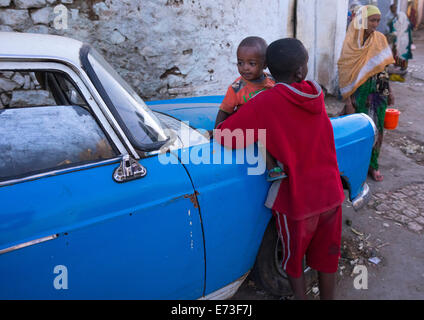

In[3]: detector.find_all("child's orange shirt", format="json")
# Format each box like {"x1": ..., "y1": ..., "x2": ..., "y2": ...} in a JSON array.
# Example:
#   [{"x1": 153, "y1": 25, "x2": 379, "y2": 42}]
[{"x1": 220, "y1": 73, "x2": 275, "y2": 114}]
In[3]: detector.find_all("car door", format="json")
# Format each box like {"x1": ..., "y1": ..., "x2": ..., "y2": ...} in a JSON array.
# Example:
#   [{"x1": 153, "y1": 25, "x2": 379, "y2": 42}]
[
  {"x1": 171, "y1": 140, "x2": 272, "y2": 296},
  {"x1": 0, "y1": 64, "x2": 205, "y2": 299}
]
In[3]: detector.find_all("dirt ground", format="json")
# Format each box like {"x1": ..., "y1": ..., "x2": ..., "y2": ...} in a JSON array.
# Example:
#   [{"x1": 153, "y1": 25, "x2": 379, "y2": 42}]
[{"x1": 232, "y1": 28, "x2": 424, "y2": 300}]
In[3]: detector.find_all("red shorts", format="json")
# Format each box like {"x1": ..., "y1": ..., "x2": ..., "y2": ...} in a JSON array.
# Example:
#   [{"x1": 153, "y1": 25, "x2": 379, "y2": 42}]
[{"x1": 273, "y1": 206, "x2": 342, "y2": 278}]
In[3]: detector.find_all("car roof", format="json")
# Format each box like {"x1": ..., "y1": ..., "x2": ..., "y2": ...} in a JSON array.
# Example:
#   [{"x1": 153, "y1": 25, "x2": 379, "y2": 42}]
[{"x1": 0, "y1": 32, "x2": 83, "y2": 67}]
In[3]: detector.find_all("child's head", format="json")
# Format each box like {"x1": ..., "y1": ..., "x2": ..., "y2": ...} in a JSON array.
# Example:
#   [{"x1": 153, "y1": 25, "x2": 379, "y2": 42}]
[
  {"x1": 236, "y1": 36, "x2": 268, "y2": 81},
  {"x1": 266, "y1": 38, "x2": 309, "y2": 83}
]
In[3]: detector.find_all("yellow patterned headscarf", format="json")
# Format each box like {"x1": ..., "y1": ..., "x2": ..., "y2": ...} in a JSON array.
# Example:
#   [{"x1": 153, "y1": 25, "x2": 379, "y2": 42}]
[
  {"x1": 337, "y1": 6, "x2": 394, "y2": 99},
  {"x1": 366, "y1": 5, "x2": 381, "y2": 17}
]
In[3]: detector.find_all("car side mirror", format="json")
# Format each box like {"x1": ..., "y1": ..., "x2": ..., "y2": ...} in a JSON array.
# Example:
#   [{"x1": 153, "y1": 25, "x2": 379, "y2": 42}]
[{"x1": 113, "y1": 155, "x2": 147, "y2": 183}]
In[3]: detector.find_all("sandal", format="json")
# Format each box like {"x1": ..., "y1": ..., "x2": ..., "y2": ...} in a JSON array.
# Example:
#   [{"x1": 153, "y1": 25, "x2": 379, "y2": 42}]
[{"x1": 267, "y1": 167, "x2": 287, "y2": 182}]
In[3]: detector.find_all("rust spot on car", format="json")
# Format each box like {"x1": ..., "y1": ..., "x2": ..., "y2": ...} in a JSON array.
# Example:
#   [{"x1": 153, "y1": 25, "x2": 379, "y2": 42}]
[
  {"x1": 166, "y1": 191, "x2": 200, "y2": 208},
  {"x1": 184, "y1": 191, "x2": 200, "y2": 209}
]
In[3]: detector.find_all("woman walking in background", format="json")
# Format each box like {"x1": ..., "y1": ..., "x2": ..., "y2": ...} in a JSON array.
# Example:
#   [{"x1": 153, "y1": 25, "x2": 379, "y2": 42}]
[
  {"x1": 338, "y1": 5, "x2": 395, "y2": 182},
  {"x1": 389, "y1": 10, "x2": 413, "y2": 75}
]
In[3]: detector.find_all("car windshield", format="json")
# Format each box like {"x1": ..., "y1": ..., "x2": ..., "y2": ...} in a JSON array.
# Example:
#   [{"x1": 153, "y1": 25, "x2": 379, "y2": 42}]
[{"x1": 85, "y1": 47, "x2": 168, "y2": 152}]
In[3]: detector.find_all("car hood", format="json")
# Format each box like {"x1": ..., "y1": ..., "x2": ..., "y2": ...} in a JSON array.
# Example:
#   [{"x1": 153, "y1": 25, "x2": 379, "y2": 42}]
[{"x1": 146, "y1": 96, "x2": 222, "y2": 131}]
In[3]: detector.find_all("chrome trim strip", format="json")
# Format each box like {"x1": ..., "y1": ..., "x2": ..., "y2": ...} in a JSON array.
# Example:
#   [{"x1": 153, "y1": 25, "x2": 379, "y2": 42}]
[
  {"x1": 352, "y1": 183, "x2": 370, "y2": 211},
  {"x1": 359, "y1": 113, "x2": 378, "y2": 147},
  {"x1": 199, "y1": 271, "x2": 249, "y2": 300},
  {"x1": 0, "y1": 234, "x2": 58, "y2": 255},
  {"x1": 0, "y1": 157, "x2": 121, "y2": 187},
  {"x1": 148, "y1": 102, "x2": 221, "y2": 110}
]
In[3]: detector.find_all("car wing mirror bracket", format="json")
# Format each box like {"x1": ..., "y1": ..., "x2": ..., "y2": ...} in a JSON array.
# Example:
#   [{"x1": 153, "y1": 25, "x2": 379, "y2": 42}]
[{"x1": 113, "y1": 154, "x2": 147, "y2": 183}]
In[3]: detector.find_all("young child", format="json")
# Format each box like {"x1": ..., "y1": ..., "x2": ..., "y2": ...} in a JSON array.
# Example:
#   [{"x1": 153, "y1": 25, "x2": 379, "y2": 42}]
[
  {"x1": 214, "y1": 36, "x2": 286, "y2": 181},
  {"x1": 215, "y1": 38, "x2": 345, "y2": 300}
]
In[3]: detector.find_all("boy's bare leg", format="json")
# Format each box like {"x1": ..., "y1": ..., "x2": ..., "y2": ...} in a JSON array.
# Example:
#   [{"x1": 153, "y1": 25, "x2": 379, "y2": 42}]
[
  {"x1": 287, "y1": 274, "x2": 308, "y2": 300},
  {"x1": 318, "y1": 272, "x2": 336, "y2": 300}
]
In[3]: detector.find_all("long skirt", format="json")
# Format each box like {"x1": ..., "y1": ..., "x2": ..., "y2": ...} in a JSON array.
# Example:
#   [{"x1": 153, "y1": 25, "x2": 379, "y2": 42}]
[{"x1": 351, "y1": 76, "x2": 389, "y2": 171}]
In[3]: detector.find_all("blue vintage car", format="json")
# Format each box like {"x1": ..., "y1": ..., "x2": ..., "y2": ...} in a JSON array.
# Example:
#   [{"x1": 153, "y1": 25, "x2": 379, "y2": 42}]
[{"x1": 0, "y1": 32, "x2": 375, "y2": 299}]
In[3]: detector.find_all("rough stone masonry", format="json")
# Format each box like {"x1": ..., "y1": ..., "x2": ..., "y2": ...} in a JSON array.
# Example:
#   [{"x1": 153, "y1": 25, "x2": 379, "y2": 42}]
[{"x1": 0, "y1": 0, "x2": 289, "y2": 101}]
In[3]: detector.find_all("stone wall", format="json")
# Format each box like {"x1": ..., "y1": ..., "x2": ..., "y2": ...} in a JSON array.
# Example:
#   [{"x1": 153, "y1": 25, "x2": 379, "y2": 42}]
[
  {"x1": 0, "y1": 0, "x2": 291, "y2": 101},
  {"x1": 0, "y1": 71, "x2": 55, "y2": 108},
  {"x1": 297, "y1": 0, "x2": 349, "y2": 95}
]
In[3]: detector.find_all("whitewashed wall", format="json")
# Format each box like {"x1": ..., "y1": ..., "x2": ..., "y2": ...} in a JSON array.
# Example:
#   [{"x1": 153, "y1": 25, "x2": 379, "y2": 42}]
[
  {"x1": 297, "y1": 0, "x2": 349, "y2": 95},
  {"x1": 0, "y1": 0, "x2": 348, "y2": 99}
]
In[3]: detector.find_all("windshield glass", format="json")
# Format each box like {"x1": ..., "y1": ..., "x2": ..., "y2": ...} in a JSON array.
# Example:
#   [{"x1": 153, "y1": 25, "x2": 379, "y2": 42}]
[{"x1": 86, "y1": 48, "x2": 168, "y2": 151}]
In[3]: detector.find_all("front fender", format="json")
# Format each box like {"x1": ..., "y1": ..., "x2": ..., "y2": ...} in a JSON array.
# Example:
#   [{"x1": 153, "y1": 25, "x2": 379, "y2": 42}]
[{"x1": 331, "y1": 113, "x2": 376, "y2": 207}]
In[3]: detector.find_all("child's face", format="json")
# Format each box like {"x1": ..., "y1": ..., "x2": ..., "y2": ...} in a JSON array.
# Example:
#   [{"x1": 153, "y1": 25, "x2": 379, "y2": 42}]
[{"x1": 236, "y1": 46, "x2": 266, "y2": 81}]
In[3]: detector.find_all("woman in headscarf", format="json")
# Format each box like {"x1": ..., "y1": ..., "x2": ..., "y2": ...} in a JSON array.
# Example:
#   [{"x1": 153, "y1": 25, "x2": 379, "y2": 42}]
[
  {"x1": 338, "y1": 5, "x2": 395, "y2": 182},
  {"x1": 389, "y1": 10, "x2": 413, "y2": 73},
  {"x1": 407, "y1": 0, "x2": 418, "y2": 30}
]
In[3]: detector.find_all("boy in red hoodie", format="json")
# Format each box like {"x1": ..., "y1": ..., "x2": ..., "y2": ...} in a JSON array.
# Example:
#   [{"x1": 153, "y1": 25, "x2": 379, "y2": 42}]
[{"x1": 215, "y1": 38, "x2": 345, "y2": 299}]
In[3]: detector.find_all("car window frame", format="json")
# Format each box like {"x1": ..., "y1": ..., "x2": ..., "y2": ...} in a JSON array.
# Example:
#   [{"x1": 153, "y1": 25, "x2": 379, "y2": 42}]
[
  {"x1": 79, "y1": 45, "x2": 170, "y2": 154},
  {"x1": 0, "y1": 61, "x2": 126, "y2": 187}
]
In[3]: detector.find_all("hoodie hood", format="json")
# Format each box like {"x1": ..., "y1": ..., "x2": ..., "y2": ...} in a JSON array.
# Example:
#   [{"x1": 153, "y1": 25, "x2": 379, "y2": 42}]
[{"x1": 274, "y1": 80, "x2": 324, "y2": 114}]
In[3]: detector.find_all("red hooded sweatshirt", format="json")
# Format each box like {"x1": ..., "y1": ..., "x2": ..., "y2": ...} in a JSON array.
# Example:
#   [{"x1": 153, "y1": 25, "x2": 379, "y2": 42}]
[{"x1": 216, "y1": 80, "x2": 345, "y2": 220}]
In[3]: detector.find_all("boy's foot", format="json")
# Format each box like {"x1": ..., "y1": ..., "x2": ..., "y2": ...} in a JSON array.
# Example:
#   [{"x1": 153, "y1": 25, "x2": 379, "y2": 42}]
[
  {"x1": 267, "y1": 167, "x2": 287, "y2": 182},
  {"x1": 369, "y1": 168, "x2": 383, "y2": 182}
]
